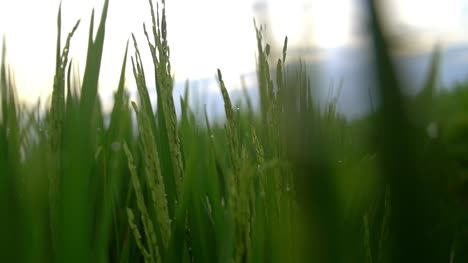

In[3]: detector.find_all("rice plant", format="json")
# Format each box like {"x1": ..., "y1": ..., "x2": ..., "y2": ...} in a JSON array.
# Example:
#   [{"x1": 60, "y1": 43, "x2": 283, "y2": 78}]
[{"x1": 1, "y1": 0, "x2": 468, "y2": 262}]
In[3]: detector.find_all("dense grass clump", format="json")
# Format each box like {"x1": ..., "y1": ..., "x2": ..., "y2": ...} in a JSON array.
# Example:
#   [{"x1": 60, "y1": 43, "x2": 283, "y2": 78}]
[{"x1": 1, "y1": 0, "x2": 468, "y2": 262}]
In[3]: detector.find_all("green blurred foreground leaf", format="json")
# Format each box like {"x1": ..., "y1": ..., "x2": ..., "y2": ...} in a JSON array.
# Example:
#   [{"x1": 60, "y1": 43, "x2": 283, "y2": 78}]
[{"x1": 0, "y1": 0, "x2": 467, "y2": 262}]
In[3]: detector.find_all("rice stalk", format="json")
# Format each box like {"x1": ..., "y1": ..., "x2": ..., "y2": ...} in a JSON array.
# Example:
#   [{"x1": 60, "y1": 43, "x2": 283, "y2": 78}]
[
  {"x1": 145, "y1": 0, "x2": 184, "y2": 199},
  {"x1": 131, "y1": 101, "x2": 171, "y2": 250},
  {"x1": 49, "y1": 4, "x2": 80, "y2": 253},
  {"x1": 123, "y1": 142, "x2": 159, "y2": 263}
]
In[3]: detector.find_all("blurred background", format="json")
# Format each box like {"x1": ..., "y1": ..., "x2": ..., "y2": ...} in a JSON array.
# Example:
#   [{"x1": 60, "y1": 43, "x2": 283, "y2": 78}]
[{"x1": 1, "y1": 0, "x2": 468, "y2": 118}]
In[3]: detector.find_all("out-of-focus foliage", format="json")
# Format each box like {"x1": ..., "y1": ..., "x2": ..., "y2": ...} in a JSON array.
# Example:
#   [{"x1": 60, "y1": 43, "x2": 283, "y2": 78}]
[{"x1": 0, "y1": 0, "x2": 467, "y2": 262}]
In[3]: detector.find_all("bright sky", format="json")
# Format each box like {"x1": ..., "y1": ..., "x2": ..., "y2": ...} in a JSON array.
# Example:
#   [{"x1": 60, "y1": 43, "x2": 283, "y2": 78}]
[
  {"x1": 0, "y1": 0, "x2": 467, "y2": 105},
  {"x1": 381, "y1": 0, "x2": 468, "y2": 52}
]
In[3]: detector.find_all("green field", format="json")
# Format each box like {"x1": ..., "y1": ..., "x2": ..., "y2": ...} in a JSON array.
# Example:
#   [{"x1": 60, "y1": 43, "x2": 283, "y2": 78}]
[{"x1": 1, "y1": 0, "x2": 468, "y2": 262}]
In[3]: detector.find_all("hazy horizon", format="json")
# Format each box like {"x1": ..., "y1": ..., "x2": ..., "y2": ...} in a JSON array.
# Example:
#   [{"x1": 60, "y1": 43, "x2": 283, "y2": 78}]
[{"x1": 2, "y1": 0, "x2": 468, "y2": 113}]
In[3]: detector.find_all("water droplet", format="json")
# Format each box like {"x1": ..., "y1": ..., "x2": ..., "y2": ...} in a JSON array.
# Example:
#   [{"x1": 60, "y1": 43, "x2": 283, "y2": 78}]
[
  {"x1": 210, "y1": 134, "x2": 214, "y2": 139},
  {"x1": 236, "y1": 107, "x2": 240, "y2": 111},
  {"x1": 286, "y1": 186, "x2": 290, "y2": 192}
]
